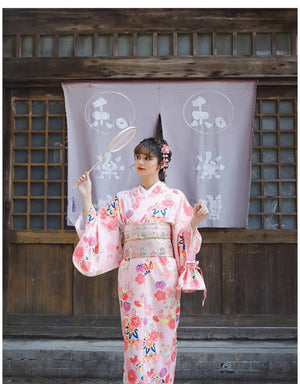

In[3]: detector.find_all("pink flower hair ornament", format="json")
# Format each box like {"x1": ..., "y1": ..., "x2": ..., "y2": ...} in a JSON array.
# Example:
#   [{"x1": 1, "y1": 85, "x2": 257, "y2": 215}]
[{"x1": 161, "y1": 144, "x2": 170, "y2": 175}]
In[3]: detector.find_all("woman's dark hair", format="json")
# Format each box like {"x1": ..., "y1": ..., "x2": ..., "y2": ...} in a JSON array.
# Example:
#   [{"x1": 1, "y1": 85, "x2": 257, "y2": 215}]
[{"x1": 134, "y1": 137, "x2": 172, "y2": 182}]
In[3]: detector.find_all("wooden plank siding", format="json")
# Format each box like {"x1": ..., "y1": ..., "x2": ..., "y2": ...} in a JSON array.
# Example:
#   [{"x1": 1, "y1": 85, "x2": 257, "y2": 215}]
[
  {"x1": 3, "y1": 8, "x2": 297, "y2": 339},
  {"x1": 3, "y1": 56, "x2": 297, "y2": 81},
  {"x1": 7, "y1": 228, "x2": 297, "y2": 244},
  {"x1": 4, "y1": 241, "x2": 297, "y2": 338},
  {"x1": 3, "y1": 9, "x2": 297, "y2": 34},
  {"x1": 7, "y1": 244, "x2": 74, "y2": 315}
]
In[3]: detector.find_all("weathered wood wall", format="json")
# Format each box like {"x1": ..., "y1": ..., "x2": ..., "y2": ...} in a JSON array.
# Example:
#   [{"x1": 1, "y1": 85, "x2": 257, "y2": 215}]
[
  {"x1": 3, "y1": 8, "x2": 297, "y2": 82},
  {"x1": 3, "y1": 8, "x2": 297, "y2": 33},
  {"x1": 4, "y1": 240, "x2": 297, "y2": 338},
  {"x1": 3, "y1": 8, "x2": 297, "y2": 339}
]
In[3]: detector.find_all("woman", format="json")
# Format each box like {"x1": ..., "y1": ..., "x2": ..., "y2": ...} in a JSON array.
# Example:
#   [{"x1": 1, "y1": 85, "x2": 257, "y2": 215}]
[{"x1": 73, "y1": 137, "x2": 209, "y2": 384}]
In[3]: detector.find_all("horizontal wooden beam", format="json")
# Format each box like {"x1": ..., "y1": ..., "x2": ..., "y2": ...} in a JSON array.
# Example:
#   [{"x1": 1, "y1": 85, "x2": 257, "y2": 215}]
[
  {"x1": 8, "y1": 229, "x2": 297, "y2": 244},
  {"x1": 3, "y1": 8, "x2": 297, "y2": 34},
  {"x1": 3, "y1": 79, "x2": 297, "y2": 90},
  {"x1": 3, "y1": 56, "x2": 297, "y2": 81}
]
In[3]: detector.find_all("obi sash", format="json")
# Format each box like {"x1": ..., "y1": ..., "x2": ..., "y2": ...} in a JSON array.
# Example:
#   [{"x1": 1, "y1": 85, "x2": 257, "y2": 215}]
[{"x1": 123, "y1": 222, "x2": 173, "y2": 259}]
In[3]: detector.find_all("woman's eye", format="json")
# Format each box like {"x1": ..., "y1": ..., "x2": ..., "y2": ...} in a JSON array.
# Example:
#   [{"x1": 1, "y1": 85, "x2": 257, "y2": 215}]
[{"x1": 145, "y1": 157, "x2": 151, "y2": 160}]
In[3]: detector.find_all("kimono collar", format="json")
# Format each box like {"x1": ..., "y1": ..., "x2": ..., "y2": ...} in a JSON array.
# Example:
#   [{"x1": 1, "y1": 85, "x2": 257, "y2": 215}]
[{"x1": 139, "y1": 181, "x2": 163, "y2": 196}]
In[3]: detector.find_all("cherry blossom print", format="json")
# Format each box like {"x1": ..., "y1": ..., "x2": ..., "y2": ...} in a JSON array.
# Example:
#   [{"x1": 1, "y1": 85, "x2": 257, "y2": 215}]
[
  {"x1": 149, "y1": 330, "x2": 159, "y2": 342},
  {"x1": 135, "y1": 273, "x2": 145, "y2": 285},
  {"x1": 154, "y1": 290, "x2": 166, "y2": 301},
  {"x1": 130, "y1": 355, "x2": 138, "y2": 365},
  {"x1": 183, "y1": 201, "x2": 193, "y2": 216},
  {"x1": 80, "y1": 260, "x2": 92, "y2": 273},
  {"x1": 107, "y1": 219, "x2": 118, "y2": 231},
  {"x1": 152, "y1": 185, "x2": 162, "y2": 195},
  {"x1": 144, "y1": 336, "x2": 155, "y2": 349},
  {"x1": 167, "y1": 318, "x2": 176, "y2": 330},
  {"x1": 162, "y1": 198, "x2": 175, "y2": 208},
  {"x1": 73, "y1": 246, "x2": 84, "y2": 259},
  {"x1": 72, "y1": 181, "x2": 205, "y2": 384},
  {"x1": 128, "y1": 369, "x2": 137, "y2": 383},
  {"x1": 158, "y1": 257, "x2": 169, "y2": 266},
  {"x1": 147, "y1": 369, "x2": 155, "y2": 378},
  {"x1": 131, "y1": 316, "x2": 142, "y2": 329},
  {"x1": 99, "y1": 208, "x2": 108, "y2": 220}
]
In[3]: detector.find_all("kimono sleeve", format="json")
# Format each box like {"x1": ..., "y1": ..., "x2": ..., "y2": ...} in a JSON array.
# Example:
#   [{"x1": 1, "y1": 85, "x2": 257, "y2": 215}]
[
  {"x1": 73, "y1": 195, "x2": 123, "y2": 277},
  {"x1": 172, "y1": 191, "x2": 207, "y2": 305}
]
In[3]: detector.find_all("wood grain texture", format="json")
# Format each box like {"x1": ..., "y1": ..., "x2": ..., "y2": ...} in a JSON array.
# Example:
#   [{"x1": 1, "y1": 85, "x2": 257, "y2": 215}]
[
  {"x1": 3, "y1": 56, "x2": 297, "y2": 82},
  {"x1": 3, "y1": 8, "x2": 297, "y2": 337},
  {"x1": 7, "y1": 244, "x2": 73, "y2": 315},
  {"x1": 74, "y1": 268, "x2": 119, "y2": 316},
  {"x1": 3, "y1": 9, "x2": 297, "y2": 34},
  {"x1": 8, "y1": 229, "x2": 297, "y2": 244}
]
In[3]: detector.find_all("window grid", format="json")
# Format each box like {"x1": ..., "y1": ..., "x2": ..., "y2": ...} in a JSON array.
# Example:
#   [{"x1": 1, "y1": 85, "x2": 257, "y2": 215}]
[
  {"x1": 12, "y1": 98, "x2": 67, "y2": 230},
  {"x1": 11, "y1": 97, "x2": 297, "y2": 230},
  {"x1": 249, "y1": 97, "x2": 297, "y2": 229},
  {"x1": 3, "y1": 31, "x2": 296, "y2": 58}
]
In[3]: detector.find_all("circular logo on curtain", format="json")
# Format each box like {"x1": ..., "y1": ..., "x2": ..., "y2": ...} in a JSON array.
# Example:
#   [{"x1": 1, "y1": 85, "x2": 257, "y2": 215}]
[
  {"x1": 183, "y1": 90, "x2": 234, "y2": 134},
  {"x1": 85, "y1": 91, "x2": 136, "y2": 134}
]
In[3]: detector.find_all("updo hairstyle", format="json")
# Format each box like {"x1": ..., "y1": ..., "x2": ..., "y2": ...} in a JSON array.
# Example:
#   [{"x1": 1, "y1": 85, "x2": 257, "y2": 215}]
[{"x1": 134, "y1": 137, "x2": 172, "y2": 182}]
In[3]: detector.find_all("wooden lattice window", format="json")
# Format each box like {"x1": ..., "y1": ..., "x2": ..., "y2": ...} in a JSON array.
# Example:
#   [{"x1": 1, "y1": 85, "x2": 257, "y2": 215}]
[
  {"x1": 11, "y1": 95, "x2": 297, "y2": 231},
  {"x1": 3, "y1": 31, "x2": 296, "y2": 58},
  {"x1": 12, "y1": 98, "x2": 68, "y2": 230},
  {"x1": 249, "y1": 98, "x2": 297, "y2": 229}
]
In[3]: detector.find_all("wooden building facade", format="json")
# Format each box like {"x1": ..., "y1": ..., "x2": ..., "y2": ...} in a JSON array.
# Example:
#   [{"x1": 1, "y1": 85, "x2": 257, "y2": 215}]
[{"x1": 3, "y1": 9, "x2": 297, "y2": 339}]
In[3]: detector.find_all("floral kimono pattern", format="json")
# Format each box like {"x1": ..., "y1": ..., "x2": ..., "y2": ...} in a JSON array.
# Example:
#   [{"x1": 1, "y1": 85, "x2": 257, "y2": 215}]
[{"x1": 73, "y1": 181, "x2": 206, "y2": 384}]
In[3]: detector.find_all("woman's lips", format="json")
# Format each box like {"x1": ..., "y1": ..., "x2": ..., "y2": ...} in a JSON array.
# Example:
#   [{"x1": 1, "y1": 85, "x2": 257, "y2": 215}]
[{"x1": 138, "y1": 167, "x2": 145, "y2": 170}]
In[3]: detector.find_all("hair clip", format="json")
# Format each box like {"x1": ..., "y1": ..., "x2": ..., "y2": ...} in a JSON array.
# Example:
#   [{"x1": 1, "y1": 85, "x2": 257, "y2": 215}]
[{"x1": 161, "y1": 144, "x2": 170, "y2": 174}]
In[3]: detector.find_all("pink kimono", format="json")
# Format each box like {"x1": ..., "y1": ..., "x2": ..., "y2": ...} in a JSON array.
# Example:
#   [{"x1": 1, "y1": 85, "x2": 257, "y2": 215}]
[{"x1": 73, "y1": 181, "x2": 206, "y2": 384}]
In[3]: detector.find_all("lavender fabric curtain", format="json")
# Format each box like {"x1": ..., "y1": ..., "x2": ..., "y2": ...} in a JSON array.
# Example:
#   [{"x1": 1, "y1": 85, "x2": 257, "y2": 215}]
[
  {"x1": 62, "y1": 82, "x2": 159, "y2": 225},
  {"x1": 160, "y1": 81, "x2": 257, "y2": 228},
  {"x1": 63, "y1": 80, "x2": 256, "y2": 228}
]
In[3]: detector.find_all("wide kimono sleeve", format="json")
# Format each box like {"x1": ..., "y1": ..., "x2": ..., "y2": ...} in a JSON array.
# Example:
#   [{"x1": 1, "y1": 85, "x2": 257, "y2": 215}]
[
  {"x1": 73, "y1": 195, "x2": 123, "y2": 277},
  {"x1": 172, "y1": 191, "x2": 207, "y2": 306}
]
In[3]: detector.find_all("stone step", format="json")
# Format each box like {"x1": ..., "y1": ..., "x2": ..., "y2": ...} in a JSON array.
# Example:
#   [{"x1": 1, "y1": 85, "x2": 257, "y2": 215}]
[
  {"x1": 2, "y1": 379, "x2": 297, "y2": 384},
  {"x1": 3, "y1": 339, "x2": 297, "y2": 382}
]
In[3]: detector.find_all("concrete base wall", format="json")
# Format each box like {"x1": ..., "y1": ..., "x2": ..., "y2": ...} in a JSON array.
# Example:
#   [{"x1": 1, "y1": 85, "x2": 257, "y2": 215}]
[{"x1": 3, "y1": 339, "x2": 297, "y2": 381}]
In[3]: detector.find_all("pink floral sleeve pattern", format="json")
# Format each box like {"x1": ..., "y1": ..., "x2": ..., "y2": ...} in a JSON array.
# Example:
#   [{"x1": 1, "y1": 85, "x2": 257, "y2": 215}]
[
  {"x1": 73, "y1": 197, "x2": 123, "y2": 277},
  {"x1": 171, "y1": 192, "x2": 207, "y2": 302},
  {"x1": 72, "y1": 182, "x2": 207, "y2": 383}
]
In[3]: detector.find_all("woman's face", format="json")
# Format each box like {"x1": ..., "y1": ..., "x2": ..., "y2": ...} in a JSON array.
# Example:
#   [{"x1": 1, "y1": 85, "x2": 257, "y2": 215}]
[{"x1": 134, "y1": 151, "x2": 161, "y2": 177}]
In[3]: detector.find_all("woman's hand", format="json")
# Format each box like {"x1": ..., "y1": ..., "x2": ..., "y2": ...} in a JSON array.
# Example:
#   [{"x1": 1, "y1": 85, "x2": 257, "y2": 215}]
[
  {"x1": 77, "y1": 172, "x2": 94, "y2": 221},
  {"x1": 77, "y1": 172, "x2": 92, "y2": 199},
  {"x1": 191, "y1": 201, "x2": 209, "y2": 230}
]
